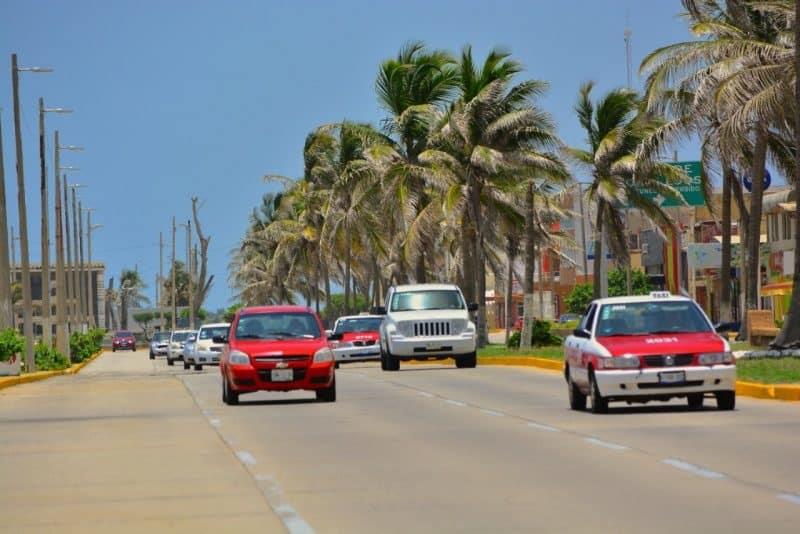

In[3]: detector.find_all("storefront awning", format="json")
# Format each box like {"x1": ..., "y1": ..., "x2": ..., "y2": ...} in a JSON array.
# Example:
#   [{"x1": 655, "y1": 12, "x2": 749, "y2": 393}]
[{"x1": 761, "y1": 281, "x2": 794, "y2": 297}]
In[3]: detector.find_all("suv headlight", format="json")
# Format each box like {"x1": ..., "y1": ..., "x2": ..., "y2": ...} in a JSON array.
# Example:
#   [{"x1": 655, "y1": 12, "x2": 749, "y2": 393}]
[
  {"x1": 599, "y1": 355, "x2": 640, "y2": 369},
  {"x1": 313, "y1": 347, "x2": 334, "y2": 363},
  {"x1": 698, "y1": 352, "x2": 734, "y2": 365},
  {"x1": 229, "y1": 350, "x2": 250, "y2": 365}
]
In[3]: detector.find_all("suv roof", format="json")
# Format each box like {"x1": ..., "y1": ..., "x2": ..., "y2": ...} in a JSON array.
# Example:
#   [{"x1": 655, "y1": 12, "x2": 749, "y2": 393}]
[{"x1": 392, "y1": 283, "x2": 459, "y2": 293}]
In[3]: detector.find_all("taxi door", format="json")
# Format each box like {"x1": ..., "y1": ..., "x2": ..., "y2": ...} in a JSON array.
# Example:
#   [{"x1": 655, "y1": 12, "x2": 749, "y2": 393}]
[{"x1": 565, "y1": 304, "x2": 597, "y2": 388}]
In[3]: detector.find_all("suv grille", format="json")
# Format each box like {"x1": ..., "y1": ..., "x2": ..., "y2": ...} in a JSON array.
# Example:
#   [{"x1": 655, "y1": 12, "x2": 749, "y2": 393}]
[
  {"x1": 644, "y1": 354, "x2": 695, "y2": 367},
  {"x1": 412, "y1": 321, "x2": 451, "y2": 337}
]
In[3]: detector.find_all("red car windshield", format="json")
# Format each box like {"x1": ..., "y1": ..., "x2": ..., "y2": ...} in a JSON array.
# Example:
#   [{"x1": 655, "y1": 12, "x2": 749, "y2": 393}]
[
  {"x1": 115, "y1": 331, "x2": 133, "y2": 338},
  {"x1": 236, "y1": 313, "x2": 321, "y2": 340}
]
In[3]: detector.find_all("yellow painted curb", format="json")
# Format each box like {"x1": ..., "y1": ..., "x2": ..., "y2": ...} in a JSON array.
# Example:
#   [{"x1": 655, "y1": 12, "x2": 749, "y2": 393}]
[
  {"x1": 0, "y1": 350, "x2": 103, "y2": 391},
  {"x1": 736, "y1": 380, "x2": 800, "y2": 401},
  {"x1": 479, "y1": 356, "x2": 563, "y2": 371}
]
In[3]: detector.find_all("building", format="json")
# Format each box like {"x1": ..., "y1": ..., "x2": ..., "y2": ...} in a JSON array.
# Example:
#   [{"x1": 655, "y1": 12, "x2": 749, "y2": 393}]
[
  {"x1": 761, "y1": 188, "x2": 797, "y2": 324},
  {"x1": 10, "y1": 262, "x2": 106, "y2": 335}
]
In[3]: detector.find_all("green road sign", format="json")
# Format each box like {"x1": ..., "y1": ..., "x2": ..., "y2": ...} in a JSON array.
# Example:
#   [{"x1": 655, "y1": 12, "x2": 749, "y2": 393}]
[{"x1": 640, "y1": 161, "x2": 705, "y2": 207}]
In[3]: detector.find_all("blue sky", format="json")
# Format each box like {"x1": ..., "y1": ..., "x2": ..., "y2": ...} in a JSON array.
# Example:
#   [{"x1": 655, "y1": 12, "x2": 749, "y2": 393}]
[{"x1": 1, "y1": 0, "x2": 709, "y2": 310}]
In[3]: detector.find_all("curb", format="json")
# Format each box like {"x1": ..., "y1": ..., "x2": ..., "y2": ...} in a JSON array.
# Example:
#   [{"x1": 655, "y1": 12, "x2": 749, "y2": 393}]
[{"x1": 0, "y1": 350, "x2": 104, "y2": 392}]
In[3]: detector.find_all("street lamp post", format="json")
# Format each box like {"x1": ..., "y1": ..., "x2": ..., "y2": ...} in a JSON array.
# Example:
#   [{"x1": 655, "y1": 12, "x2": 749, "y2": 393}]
[
  {"x1": 84, "y1": 208, "x2": 100, "y2": 328},
  {"x1": 179, "y1": 220, "x2": 193, "y2": 329},
  {"x1": 38, "y1": 98, "x2": 72, "y2": 346},
  {"x1": 171, "y1": 217, "x2": 176, "y2": 331},
  {"x1": 0, "y1": 110, "x2": 11, "y2": 330},
  {"x1": 11, "y1": 53, "x2": 53, "y2": 372},
  {"x1": 77, "y1": 199, "x2": 86, "y2": 328},
  {"x1": 68, "y1": 183, "x2": 86, "y2": 330}
]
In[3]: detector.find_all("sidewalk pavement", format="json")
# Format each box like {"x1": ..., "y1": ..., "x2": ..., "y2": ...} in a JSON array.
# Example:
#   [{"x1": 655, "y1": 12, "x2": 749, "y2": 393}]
[{"x1": 0, "y1": 351, "x2": 284, "y2": 533}]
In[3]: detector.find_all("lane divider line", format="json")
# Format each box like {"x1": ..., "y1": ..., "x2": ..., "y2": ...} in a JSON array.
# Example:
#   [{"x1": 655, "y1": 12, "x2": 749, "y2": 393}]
[
  {"x1": 255, "y1": 475, "x2": 315, "y2": 534},
  {"x1": 662, "y1": 458, "x2": 726, "y2": 479},
  {"x1": 778, "y1": 493, "x2": 800, "y2": 505},
  {"x1": 445, "y1": 399, "x2": 466, "y2": 407},
  {"x1": 480, "y1": 409, "x2": 505, "y2": 417},
  {"x1": 418, "y1": 391, "x2": 435, "y2": 398},
  {"x1": 209, "y1": 418, "x2": 221, "y2": 427},
  {"x1": 584, "y1": 437, "x2": 630, "y2": 451},
  {"x1": 236, "y1": 451, "x2": 257, "y2": 466},
  {"x1": 527, "y1": 422, "x2": 560, "y2": 432}
]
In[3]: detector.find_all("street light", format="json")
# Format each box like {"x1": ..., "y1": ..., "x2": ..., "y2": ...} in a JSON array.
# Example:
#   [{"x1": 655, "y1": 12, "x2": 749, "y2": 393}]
[
  {"x1": 67, "y1": 183, "x2": 86, "y2": 329},
  {"x1": 11, "y1": 53, "x2": 53, "y2": 372},
  {"x1": 83, "y1": 207, "x2": 100, "y2": 328},
  {"x1": 39, "y1": 99, "x2": 73, "y2": 346},
  {"x1": 0, "y1": 109, "x2": 11, "y2": 330}
]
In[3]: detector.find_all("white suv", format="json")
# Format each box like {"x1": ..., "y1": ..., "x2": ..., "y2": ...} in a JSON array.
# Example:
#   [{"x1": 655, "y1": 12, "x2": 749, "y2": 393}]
[
  {"x1": 185, "y1": 322, "x2": 230, "y2": 371},
  {"x1": 377, "y1": 284, "x2": 477, "y2": 371}
]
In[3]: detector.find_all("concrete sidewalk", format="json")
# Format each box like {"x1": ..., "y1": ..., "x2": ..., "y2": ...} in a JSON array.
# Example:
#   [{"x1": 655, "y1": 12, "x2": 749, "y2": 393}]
[{"x1": 0, "y1": 351, "x2": 283, "y2": 533}]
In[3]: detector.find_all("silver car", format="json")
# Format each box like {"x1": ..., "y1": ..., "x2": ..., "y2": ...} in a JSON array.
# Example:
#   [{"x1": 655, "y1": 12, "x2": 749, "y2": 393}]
[
  {"x1": 149, "y1": 331, "x2": 171, "y2": 360},
  {"x1": 167, "y1": 330, "x2": 195, "y2": 366},
  {"x1": 181, "y1": 332, "x2": 198, "y2": 370}
]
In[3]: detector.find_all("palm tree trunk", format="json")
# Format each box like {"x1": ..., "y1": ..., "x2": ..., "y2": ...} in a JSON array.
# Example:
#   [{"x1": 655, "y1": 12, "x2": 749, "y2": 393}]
[
  {"x1": 745, "y1": 127, "x2": 768, "y2": 338},
  {"x1": 467, "y1": 172, "x2": 488, "y2": 347},
  {"x1": 461, "y1": 212, "x2": 476, "y2": 303},
  {"x1": 521, "y1": 181, "x2": 536, "y2": 350},
  {"x1": 344, "y1": 225, "x2": 352, "y2": 316},
  {"x1": 772, "y1": 1, "x2": 800, "y2": 348},
  {"x1": 593, "y1": 201, "x2": 605, "y2": 299},
  {"x1": 505, "y1": 237, "x2": 516, "y2": 345},
  {"x1": 121, "y1": 295, "x2": 128, "y2": 330},
  {"x1": 720, "y1": 161, "x2": 734, "y2": 323},
  {"x1": 537, "y1": 245, "x2": 545, "y2": 318}
]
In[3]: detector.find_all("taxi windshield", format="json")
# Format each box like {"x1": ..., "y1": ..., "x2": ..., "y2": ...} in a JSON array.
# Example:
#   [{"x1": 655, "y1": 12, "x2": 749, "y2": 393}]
[
  {"x1": 596, "y1": 301, "x2": 712, "y2": 337},
  {"x1": 334, "y1": 317, "x2": 383, "y2": 334}
]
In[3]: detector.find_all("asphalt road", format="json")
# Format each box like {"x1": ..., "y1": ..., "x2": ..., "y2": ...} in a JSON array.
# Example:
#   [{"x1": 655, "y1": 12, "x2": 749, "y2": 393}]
[{"x1": 170, "y1": 355, "x2": 800, "y2": 533}]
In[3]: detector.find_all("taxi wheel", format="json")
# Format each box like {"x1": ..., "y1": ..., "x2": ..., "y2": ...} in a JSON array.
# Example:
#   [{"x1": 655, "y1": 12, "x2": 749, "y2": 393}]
[
  {"x1": 589, "y1": 373, "x2": 608, "y2": 414},
  {"x1": 687, "y1": 393, "x2": 704, "y2": 409},
  {"x1": 455, "y1": 352, "x2": 477, "y2": 369},
  {"x1": 380, "y1": 349, "x2": 388, "y2": 371},
  {"x1": 223, "y1": 376, "x2": 239, "y2": 405},
  {"x1": 316, "y1": 377, "x2": 336, "y2": 402},
  {"x1": 568, "y1": 372, "x2": 587, "y2": 411},
  {"x1": 715, "y1": 390, "x2": 735, "y2": 411}
]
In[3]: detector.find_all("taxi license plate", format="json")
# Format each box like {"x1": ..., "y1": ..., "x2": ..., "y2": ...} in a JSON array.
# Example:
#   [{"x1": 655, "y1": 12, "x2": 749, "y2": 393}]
[
  {"x1": 271, "y1": 369, "x2": 293, "y2": 382},
  {"x1": 659, "y1": 371, "x2": 685, "y2": 384}
]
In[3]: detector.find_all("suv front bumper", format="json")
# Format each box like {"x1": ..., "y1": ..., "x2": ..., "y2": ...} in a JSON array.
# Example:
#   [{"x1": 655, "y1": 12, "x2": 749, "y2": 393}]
[
  {"x1": 594, "y1": 365, "x2": 736, "y2": 399},
  {"x1": 388, "y1": 334, "x2": 476, "y2": 358}
]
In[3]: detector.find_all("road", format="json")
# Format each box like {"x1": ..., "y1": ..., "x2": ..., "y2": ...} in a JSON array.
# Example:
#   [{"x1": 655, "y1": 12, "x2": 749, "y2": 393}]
[{"x1": 2, "y1": 349, "x2": 800, "y2": 533}]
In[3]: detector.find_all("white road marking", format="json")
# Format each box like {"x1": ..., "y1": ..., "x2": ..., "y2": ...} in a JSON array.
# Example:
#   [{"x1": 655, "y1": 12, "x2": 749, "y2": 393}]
[
  {"x1": 584, "y1": 437, "x2": 629, "y2": 451},
  {"x1": 445, "y1": 399, "x2": 466, "y2": 407},
  {"x1": 235, "y1": 450, "x2": 256, "y2": 465},
  {"x1": 778, "y1": 493, "x2": 800, "y2": 505},
  {"x1": 527, "y1": 422, "x2": 560, "y2": 433},
  {"x1": 480, "y1": 409, "x2": 505, "y2": 417},
  {"x1": 209, "y1": 418, "x2": 221, "y2": 427},
  {"x1": 418, "y1": 391, "x2": 435, "y2": 398},
  {"x1": 256, "y1": 475, "x2": 315, "y2": 534},
  {"x1": 662, "y1": 458, "x2": 726, "y2": 480}
]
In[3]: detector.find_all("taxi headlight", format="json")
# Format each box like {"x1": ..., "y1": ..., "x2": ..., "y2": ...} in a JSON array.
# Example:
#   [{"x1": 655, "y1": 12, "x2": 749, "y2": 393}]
[
  {"x1": 599, "y1": 356, "x2": 640, "y2": 369},
  {"x1": 329, "y1": 341, "x2": 353, "y2": 349},
  {"x1": 313, "y1": 347, "x2": 334, "y2": 363},
  {"x1": 698, "y1": 352, "x2": 734, "y2": 365},
  {"x1": 229, "y1": 350, "x2": 250, "y2": 365}
]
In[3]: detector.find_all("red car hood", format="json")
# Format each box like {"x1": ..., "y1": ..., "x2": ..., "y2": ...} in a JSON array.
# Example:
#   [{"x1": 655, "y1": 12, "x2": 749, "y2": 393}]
[
  {"x1": 233, "y1": 338, "x2": 326, "y2": 357},
  {"x1": 596, "y1": 332, "x2": 726, "y2": 357},
  {"x1": 340, "y1": 332, "x2": 379, "y2": 343}
]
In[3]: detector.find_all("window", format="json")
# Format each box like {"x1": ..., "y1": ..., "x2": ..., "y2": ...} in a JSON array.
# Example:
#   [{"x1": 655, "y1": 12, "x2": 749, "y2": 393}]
[
  {"x1": 199, "y1": 326, "x2": 230, "y2": 340},
  {"x1": 595, "y1": 301, "x2": 712, "y2": 336},
  {"x1": 334, "y1": 317, "x2": 383, "y2": 334},
  {"x1": 390, "y1": 290, "x2": 465, "y2": 312},
  {"x1": 580, "y1": 304, "x2": 597, "y2": 334},
  {"x1": 235, "y1": 312, "x2": 321, "y2": 339},
  {"x1": 628, "y1": 233, "x2": 640, "y2": 250}
]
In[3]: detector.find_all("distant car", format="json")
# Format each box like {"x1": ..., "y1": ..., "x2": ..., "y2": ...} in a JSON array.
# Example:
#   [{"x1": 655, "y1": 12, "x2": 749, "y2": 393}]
[
  {"x1": 181, "y1": 332, "x2": 198, "y2": 370},
  {"x1": 564, "y1": 291, "x2": 736, "y2": 413},
  {"x1": 186, "y1": 322, "x2": 230, "y2": 371},
  {"x1": 219, "y1": 305, "x2": 335, "y2": 405},
  {"x1": 167, "y1": 330, "x2": 195, "y2": 366},
  {"x1": 558, "y1": 313, "x2": 581, "y2": 324},
  {"x1": 328, "y1": 315, "x2": 383, "y2": 364},
  {"x1": 112, "y1": 330, "x2": 136, "y2": 352},
  {"x1": 149, "y1": 331, "x2": 171, "y2": 359}
]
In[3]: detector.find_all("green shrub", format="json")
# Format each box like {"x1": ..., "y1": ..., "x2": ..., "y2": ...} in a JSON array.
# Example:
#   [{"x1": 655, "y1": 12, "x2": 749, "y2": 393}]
[
  {"x1": 506, "y1": 320, "x2": 562, "y2": 348},
  {"x1": 34, "y1": 342, "x2": 69, "y2": 371},
  {"x1": 0, "y1": 329, "x2": 25, "y2": 362}
]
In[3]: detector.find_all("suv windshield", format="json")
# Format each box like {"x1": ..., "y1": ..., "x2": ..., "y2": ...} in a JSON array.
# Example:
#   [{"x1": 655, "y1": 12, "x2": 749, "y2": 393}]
[
  {"x1": 596, "y1": 301, "x2": 712, "y2": 337},
  {"x1": 235, "y1": 313, "x2": 321, "y2": 339},
  {"x1": 390, "y1": 290, "x2": 465, "y2": 312},
  {"x1": 199, "y1": 326, "x2": 229, "y2": 340},
  {"x1": 334, "y1": 317, "x2": 383, "y2": 334}
]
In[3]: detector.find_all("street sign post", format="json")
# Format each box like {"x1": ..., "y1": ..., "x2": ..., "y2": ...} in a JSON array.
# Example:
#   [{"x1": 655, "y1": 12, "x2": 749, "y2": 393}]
[{"x1": 640, "y1": 161, "x2": 705, "y2": 207}]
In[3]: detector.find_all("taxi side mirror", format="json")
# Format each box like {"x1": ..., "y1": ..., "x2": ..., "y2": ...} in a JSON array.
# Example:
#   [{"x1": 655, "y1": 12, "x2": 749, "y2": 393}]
[
  {"x1": 212, "y1": 335, "x2": 228, "y2": 344},
  {"x1": 328, "y1": 332, "x2": 343, "y2": 341},
  {"x1": 573, "y1": 328, "x2": 591, "y2": 339}
]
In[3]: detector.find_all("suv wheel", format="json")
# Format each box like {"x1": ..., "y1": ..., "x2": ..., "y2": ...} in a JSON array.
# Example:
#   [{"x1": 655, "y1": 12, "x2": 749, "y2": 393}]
[
  {"x1": 589, "y1": 372, "x2": 608, "y2": 414},
  {"x1": 455, "y1": 351, "x2": 477, "y2": 368},
  {"x1": 568, "y1": 371, "x2": 587, "y2": 411},
  {"x1": 316, "y1": 377, "x2": 336, "y2": 402},
  {"x1": 384, "y1": 349, "x2": 400, "y2": 372},
  {"x1": 715, "y1": 390, "x2": 735, "y2": 410},
  {"x1": 223, "y1": 376, "x2": 239, "y2": 405}
]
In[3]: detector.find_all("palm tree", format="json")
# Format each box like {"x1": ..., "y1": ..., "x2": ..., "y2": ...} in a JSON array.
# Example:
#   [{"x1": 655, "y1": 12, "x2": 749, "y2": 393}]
[
  {"x1": 568, "y1": 82, "x2": 689, "y2": 299},
  {"x1": 118, "y1": 269, "x2": 148, "y2": 329}
]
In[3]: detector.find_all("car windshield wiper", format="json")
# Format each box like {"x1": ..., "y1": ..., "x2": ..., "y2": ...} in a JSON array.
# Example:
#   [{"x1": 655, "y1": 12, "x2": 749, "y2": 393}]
[
  {"x1": 647, "y1": 329, "x2": 702, "y2": 335},
  {"x1": 600, "y1": 332, "x2": 647, "y2": 337},
  {"x1": 237, "y1": 334, "x2": 267, "y2": 339}
]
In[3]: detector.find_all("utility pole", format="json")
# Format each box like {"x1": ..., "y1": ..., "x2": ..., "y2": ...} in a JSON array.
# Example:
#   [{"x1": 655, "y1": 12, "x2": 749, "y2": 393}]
[
  {"x1": 181, "y1": 219, "x2": 194, "y2": 329},
  {"x1": 53, "y1": 134, "x2": 68, "y2": 355},
  {"x1": 171, "y1": 216, "x2": 177, "y2": 331},
  {"x1": 159, "y1": 231, "x2": 164, "y2": 329},
  {"x1": 78, "y1": 200, "x2": 86, "y2": 328},
  {"x1": 0, "y1": 109, "x2": 11, "y2": 330},
  {"x1": 38, "y1": 98, "x2": 49, "y2": 345},
  {"x1": 70, "y1": 184, "x2": 85, "y2": 329},
  {"x1": 63, "y1": 176, "x2": 74, "y2": 329},
  {"x1": 85, "y1": 209, "x2": 100, "y2": 327}
]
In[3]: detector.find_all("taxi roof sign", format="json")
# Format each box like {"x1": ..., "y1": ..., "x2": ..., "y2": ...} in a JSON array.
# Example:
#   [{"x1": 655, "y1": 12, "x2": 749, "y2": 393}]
[{"x1": 649, "y1": 291, "x2": 672, "y2": 299}]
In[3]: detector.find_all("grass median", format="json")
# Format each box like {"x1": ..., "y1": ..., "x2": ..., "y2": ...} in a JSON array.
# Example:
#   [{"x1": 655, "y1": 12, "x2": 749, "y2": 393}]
[{"x1": 477, "y1": 345, "x2": 800, "y2": 384}]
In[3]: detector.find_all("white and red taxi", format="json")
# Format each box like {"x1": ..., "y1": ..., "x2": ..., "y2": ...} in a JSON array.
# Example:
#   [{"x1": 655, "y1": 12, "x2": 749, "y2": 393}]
[
  {"x1": 218, "y1": 306, "x2": 336, "y2": 405},
  {"x1": 564, "y1": 292, "x2": 736, "y2": 413},
  {"x1": 327, "y1": 315, "x2": 383, "y2": 364}
]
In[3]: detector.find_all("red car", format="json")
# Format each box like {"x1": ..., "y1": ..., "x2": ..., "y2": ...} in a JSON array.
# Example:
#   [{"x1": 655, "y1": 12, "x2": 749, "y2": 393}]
[
  {"x1": 218, "y1": 305, "x2": 336, "y2": 405},
  {"x1": 112, "y1": 330, "x2": 136, "y2": 352}
]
